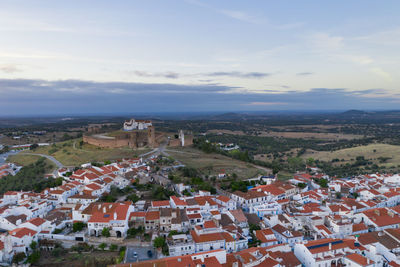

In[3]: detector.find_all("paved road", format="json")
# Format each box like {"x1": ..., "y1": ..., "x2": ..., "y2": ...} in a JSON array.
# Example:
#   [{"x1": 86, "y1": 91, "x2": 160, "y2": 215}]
[
  {"x1": 0, "y1": 150, "x2": 21, "y2": 165},
  {"x1": 21, "y1": 152, "x2": 64, "y2": 168},
  {"x1": 125, "y1": 246, "x2": 156, "y2": 263}
]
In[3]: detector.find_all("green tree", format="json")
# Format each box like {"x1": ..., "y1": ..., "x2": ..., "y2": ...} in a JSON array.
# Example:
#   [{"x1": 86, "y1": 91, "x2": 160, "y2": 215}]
[
  {"x1": 153, "y1": 236, "x2": 165, "y2": 248},
  {"x1": 110, "y1": 244, "x2": 118, "y2": 251},
  {"x1": 126, "y1": 193, "x2": 140, "y2": 203},
  {"x1": 27, "y1": 251, "x2": 40, "y2": 264},
  {"x1": 318, "y1": 178, "x2": 329, "y2": 188},
  {"x1": 30, "y1": 143, "x2": 39, "y2": 150},
  {"x1": 288, "y1": 157, "x2": 305, "y2": 171},
  {"x1": 30, "y1": 241, "x2": 37, "y2": 250},
  {"x1": 102, "y1": 227, "x2": 111, "y2": 237},
  {"x1": 72, "y1": 222, "x2": 86, "y2": 232},
  {"x1": 306, "y1": 157, "x2": 315, "y2": 166}
]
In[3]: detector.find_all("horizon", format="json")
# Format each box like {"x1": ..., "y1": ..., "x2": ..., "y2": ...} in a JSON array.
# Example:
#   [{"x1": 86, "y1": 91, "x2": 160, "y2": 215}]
[{"x1": 0, "y1": 109, "x2": 399, "y2": 119}]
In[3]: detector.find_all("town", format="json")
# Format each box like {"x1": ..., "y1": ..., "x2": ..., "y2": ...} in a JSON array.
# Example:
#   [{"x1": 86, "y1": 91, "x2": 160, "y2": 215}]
[{"x1": 2, "y1": 146, "x2": 400, "y2": 267}]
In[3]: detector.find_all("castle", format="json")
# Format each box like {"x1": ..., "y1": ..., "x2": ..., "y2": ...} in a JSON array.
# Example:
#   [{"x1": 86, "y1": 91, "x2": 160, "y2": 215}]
[{"x1": 83, "y1": 118, "x2": 156, "y2": 149}]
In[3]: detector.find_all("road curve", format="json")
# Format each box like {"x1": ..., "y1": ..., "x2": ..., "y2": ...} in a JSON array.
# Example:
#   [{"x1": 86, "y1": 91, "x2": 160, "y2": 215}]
[{"x1": 21, "y1": 152, "x2": 64, "y2": 168}]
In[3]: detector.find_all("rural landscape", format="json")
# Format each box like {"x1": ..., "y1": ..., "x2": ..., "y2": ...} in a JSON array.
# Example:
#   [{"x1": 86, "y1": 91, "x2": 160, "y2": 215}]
[{"x1": 2, "y1": 0, "x2": 400, "y2": 266}]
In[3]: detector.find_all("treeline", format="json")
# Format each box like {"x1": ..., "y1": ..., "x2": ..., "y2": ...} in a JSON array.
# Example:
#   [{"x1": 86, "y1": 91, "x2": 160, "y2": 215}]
[
  {"x1": 0, "y1": 158, "x2": 62, "y2": 195},
  {"x1": 203, "y1": 134, "x2": 375, "y2": 154}
]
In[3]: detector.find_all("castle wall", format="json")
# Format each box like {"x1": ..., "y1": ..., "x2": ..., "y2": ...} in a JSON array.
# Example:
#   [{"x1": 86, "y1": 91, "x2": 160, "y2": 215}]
[
  {"x1": 168, "y1": 135, "x2": 194, "y2": 147},
  {"x1": 83, "y1": 126, "x2": 157, "y2": 149},
  {"x1": 83, "y1": 135, "x2": 129, "y2": 148}
]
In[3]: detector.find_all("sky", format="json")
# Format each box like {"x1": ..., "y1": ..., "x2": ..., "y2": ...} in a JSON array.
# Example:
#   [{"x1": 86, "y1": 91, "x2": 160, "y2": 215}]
[{"x1": 0, "y1": 0, "x2": 400, "y2": 115}]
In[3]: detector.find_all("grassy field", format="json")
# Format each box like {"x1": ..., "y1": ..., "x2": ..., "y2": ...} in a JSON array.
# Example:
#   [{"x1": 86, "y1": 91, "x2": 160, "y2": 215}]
[
  {"x1": 166, "y1": 146, "x2": 270, "y2": 178},
  {"x1": 257, "y1": 131, "x2": 363, "y2": 140},
  {"x1": 7, "y1": 154, "x2": 56, "y2": 169},
  {"x1": 37, "y1": 250, "x2": 119, "y2": 267},
  {"x1": 302, "y1": 143, "x2": 400, "y2": 167},
  {"x1": 12, "y1": 138, "x2": 151, "y2": 166}
]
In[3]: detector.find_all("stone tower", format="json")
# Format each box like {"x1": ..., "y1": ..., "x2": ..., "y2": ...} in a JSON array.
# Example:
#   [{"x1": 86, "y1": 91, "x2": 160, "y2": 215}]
[
  {"x1": 179, "y1": 130, "x2": 185, "y2": 147},
  {"x1": 148, "y1": 126, "x2": 156, "y2": 148}
]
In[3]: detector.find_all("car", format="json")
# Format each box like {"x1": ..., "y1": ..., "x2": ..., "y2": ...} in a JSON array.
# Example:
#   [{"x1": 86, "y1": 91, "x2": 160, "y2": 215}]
[
  {"x1": 133, "y1": 251, "x2": 137, "y2": 257},
  {"x1": 147, "y1": 250, "x2": 153, "y2": 258}
]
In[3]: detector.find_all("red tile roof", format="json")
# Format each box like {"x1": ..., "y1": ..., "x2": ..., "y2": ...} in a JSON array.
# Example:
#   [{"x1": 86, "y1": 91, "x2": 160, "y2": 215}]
[
  {"x1": 9, "y1": 227, "x2": 37, "y2": 238},
  {"x1": 346, "y1": 253, "x2": 374, "y2": 266}
]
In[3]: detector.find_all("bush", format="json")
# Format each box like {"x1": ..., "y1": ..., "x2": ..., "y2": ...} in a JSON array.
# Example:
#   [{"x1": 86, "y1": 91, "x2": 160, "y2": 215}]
[
  {"x1": 12, "y1": 252, "x2": 26, "y2": 263},
  {"x1": 51, "y1": 247, "x2": 64, "y2": 257},
  {"x1": 110, "y1": 244, "x2": 118, "y2": 251},
  {"x1": 98, "y1": 243, "x2": 107, "y2": 250}
]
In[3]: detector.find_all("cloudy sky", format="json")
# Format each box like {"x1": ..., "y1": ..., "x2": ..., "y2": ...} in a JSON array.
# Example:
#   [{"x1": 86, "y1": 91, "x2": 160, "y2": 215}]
[{"x1": 1, "y1": 0, "x2": 399, "y2": 115}]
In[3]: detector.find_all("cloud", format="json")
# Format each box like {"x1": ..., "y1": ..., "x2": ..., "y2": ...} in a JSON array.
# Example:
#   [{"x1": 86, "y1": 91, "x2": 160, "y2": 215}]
[
  {"x1": 132, "y1": 71, "x2": 180, "y2": 79},
  {"x1": 0, "y1": 64, "x2": 21, "y2": 74},
  {"x1": 219, "y1": 10, "x2": 264, "y2": 24},
  {"x1": 243, "y1": 102, "x2": 288, "y2": 106},
  {"x1": 205, "y1": 71, "x2": 271, "y2": 78},
  {"x1": 311, "y1": 33, "x2": 344, "y2": 51},
  {"x1": 0, "y1": 79, "x2": 398, "y2": 115},
  {"x1": 296, "y1": 72, "x2": 313, "y2": 76},
  {"x1": 131, "y1": 70, "x2": 271, "y2": 79},
  {"x1": 369, "y1": 67, "x2": 392, "y2": 81}
]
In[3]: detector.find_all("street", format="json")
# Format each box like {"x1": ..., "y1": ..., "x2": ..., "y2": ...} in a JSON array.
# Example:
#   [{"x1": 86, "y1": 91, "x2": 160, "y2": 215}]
[{"x1": 124, "y1": 246, "x2": 157, "y2": 263}]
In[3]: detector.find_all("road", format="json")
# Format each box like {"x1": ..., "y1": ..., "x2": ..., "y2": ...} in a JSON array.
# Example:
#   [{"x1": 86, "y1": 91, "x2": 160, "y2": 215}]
[
  {"x1": 125, "y1": 246, "x2": 156, "y2": 263},
  {"x1": 21, "y1": 152, "x2": 64, "y2": 168}
]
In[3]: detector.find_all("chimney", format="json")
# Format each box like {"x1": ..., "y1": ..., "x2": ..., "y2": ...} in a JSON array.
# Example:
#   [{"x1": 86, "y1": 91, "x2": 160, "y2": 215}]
[
  {"x1": 114, "y1": 212, "x2": 117, "y2": 220},
  {"x1": 328, "y1": 242, "x2": 332, "y2": 250},
  {"x1": 367, "y1": 258, "x2": 370, "y2": 264},
  {"x1": 103, "y1": 207, "x2": 106, "y2": 213}
]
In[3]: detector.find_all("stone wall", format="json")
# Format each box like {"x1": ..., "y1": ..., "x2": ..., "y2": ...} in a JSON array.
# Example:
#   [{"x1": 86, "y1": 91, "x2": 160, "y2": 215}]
[{"x1": 83, "y1": 127, "x2": 157, "y2": 149}]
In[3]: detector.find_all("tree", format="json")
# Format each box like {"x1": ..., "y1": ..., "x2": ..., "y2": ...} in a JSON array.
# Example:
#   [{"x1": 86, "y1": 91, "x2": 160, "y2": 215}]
[
  {"x1": 288, "y1": 157, "x2": 305, "y2": 171},
  {"x1": 318, "y1": 178, "x2": 329, "y2": 188},
  {"x1": 30, "y1": 241, "x2": 37, "y2": 250},
  {"x1": 126, "y1": 193, "x2": 140, "y2": 203},
  {"x1": 72, "y1": 222, "x2": 86, "y2": 232},
  {"x1": 306, "y1": 157, "x2": 315, "y2": 166},
  {"x1": 30, "y1": 143, "x2": 39, "y2": 150},
  {"x1": 153, "y1": 236, "x2": 165, "y2": 248},
  {"x1": 102, "y1": 227, "x2": 110, "y2": 237},
  {"x1": 297, "y1": 183, "x2": 306, "y2": 189},
  {"x1": 110, "y1": 244, "x2": 118, "y2": 251},
  {"x1": 27, "y1": 251, "x2": 40, "y2": 264},
  {"x1": 249, "y1": 224, "x2": 261, "y2": 232}
]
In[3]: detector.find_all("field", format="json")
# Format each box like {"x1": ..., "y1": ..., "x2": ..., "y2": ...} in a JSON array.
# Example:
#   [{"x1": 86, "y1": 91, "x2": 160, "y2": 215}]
[
  {"x1": 36, "y1": 250, "x2": 119, "y2": 267},
  {"x1": 11, "y1": 139, "x2": 151, "y2": 166},
  {"x1": 257, "y1": 131, "x2": 363, "y2": 140},
  {"x1": 7, "y1": 154, "x2": 56, "y2": 169},
  {"x1": 165, "y1": 146, "x2": 270, "y2": 178},
  {"x1": 207, "y1": 126, "x2": 364, "y2": 140},
  {"x1": 302, "y1": 144, "x2": 400, "y2": 167}
]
